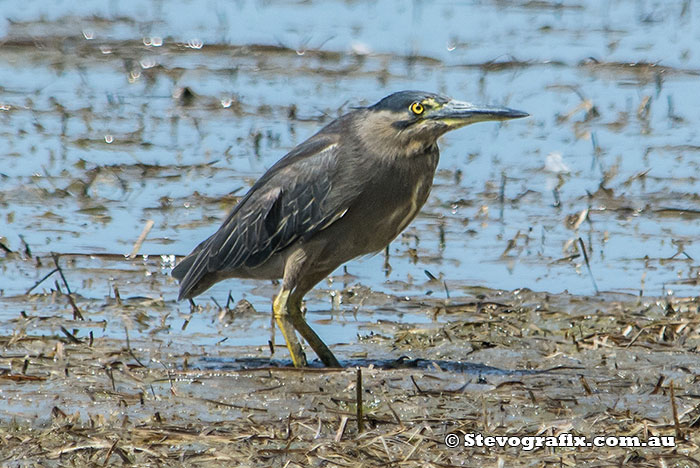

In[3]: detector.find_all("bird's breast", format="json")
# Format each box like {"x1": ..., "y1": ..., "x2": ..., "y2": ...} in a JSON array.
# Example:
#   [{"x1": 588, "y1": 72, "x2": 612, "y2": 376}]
[
  {"x1": 385, "y1": 169, "x2": 434, "y2": 236},
  {"x1": 351, "y1": 149, "x2": 439, "y2": 251}
]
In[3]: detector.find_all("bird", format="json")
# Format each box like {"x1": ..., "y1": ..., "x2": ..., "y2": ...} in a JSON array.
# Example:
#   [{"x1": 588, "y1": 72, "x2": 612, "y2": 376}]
[{"x1": 172, "y1": 90, "x2": 528, "y2": 368}]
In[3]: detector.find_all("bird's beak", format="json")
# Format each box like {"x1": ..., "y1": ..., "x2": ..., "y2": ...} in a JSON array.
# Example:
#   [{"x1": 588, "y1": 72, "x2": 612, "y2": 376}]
[{"x1": 429, "y1": 99, "x2": 529, "y2": 128}]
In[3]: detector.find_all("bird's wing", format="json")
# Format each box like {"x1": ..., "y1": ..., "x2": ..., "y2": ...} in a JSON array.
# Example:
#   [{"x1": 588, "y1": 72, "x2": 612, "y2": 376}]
[{"x1": 176, "y1": 135, "x2": 352, "y2": 300}]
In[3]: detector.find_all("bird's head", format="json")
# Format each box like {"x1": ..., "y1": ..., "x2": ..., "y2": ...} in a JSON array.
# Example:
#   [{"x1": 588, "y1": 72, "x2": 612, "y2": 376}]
[{"x1": 357, "y1": 90, "x2": 528, "y2": 157}]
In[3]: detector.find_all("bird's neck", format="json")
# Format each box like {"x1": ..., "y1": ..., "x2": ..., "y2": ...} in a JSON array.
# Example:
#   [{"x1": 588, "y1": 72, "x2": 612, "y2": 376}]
[{"x1": 354, "y1": 110, "x2": 439, "y2": 160}]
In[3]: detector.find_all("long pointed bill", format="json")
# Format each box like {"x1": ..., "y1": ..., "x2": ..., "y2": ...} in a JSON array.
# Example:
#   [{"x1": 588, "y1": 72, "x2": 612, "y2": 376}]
[{"x1": 429, "y1": 99, "x2": 529, "y2": 128}]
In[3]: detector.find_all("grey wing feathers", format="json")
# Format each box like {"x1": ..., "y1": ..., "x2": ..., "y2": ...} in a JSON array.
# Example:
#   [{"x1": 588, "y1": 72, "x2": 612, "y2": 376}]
[{"x1": 175, "y1": 137, "x2": 348, "y2": 300}]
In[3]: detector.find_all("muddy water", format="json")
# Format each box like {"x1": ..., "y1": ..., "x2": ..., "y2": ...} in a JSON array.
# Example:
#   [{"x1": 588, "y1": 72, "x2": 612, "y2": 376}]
[
  {"x1": 1, "y1": 3, "x2": 700, "y2": 460},
  {"x1": 2, "y1": 1, "x2": 699, "y2": 333}
]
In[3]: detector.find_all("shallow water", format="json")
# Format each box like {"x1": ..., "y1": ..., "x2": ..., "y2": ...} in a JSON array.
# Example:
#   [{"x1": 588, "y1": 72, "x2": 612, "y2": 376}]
[{"x1": 1, "y1": 1, "x2": 700, "y2": 363}]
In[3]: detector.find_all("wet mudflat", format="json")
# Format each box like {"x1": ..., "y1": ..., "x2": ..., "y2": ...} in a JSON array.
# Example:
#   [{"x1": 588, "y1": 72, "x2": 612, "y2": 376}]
[
  {"x1": 1, "y1": 0, "x2": 700, "y2": 466},
  {"x1": 2, "y1": 287, "x2": 700, "y2": 466}
]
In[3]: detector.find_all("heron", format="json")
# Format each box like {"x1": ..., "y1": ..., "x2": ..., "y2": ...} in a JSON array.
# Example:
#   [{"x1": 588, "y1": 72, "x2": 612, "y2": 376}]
[{"x1": 173, "y1": 90, "x2": 528, "y2": 367}]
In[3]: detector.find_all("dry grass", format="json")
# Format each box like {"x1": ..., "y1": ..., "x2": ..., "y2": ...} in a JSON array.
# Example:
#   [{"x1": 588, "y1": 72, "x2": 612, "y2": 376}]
[{"x1": 2, "y1": 286, "x2": 700, "y2": 467}]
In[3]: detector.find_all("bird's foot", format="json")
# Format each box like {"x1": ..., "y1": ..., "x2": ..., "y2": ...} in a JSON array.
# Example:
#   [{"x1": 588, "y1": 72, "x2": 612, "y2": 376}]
[{"x1": 288, "y1": 301, "x2": 342, "y2": 368}]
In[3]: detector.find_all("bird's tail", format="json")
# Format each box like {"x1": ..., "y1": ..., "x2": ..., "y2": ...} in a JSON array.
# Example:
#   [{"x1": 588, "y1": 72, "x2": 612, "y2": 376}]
[{"x1": 172, "y1": 254, "x2": 197, "y2": 281}]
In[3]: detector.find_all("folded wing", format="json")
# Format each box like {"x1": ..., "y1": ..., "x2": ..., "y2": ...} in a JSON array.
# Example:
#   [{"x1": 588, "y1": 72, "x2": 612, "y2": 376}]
[{"x1": 174, "y1": 136, "x2": 351, "y2": 299}]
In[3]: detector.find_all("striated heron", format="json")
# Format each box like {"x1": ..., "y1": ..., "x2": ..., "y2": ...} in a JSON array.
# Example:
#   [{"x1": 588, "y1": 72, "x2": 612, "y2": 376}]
[{"x1": 172, "y1": 90, "x2": 528, "y2": 368}]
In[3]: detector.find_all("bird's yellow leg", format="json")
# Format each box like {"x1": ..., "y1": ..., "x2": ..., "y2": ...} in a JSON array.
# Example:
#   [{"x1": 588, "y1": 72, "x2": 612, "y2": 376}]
[
  {"x1": 273, "y1": 289, "x2": 308, "y2": 367},
  {"x1": 288, "y1": 297, "x2": 341, "y2": 368}
]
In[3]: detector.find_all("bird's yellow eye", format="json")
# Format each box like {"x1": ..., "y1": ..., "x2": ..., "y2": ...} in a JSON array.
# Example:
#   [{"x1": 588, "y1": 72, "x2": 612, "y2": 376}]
[{"x1": 410, "y1": 102, "x2": 424, "y2": 115}]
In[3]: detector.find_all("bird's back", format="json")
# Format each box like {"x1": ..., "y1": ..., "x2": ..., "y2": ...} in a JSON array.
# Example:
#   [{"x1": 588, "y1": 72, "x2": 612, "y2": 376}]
[{"x1": 173, "y1": 112, "x2": 366, "y2": 299}]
